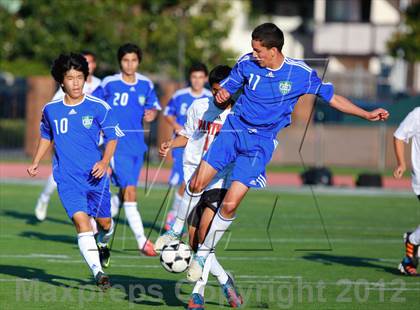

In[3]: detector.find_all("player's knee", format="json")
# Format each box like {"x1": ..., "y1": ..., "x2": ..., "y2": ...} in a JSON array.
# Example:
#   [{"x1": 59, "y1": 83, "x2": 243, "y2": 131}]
[
  {"x1": 220, "y1": 201, "x2": 237, "y2": 218},
  {"x1": 97, "y1": 218, "x2": 111, "y2": 230},
  {"x1": 188, "y1": 179, "x2": 205, "y2": 194},
  {"x1": 123, "y1": 187, "x2": 136, "y2": 202}
]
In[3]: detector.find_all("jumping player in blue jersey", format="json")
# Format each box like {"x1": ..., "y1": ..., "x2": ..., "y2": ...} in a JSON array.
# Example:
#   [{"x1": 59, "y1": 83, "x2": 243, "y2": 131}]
[
  {"x1": 163, "y1": 63, "x2": 212, "y2": 231},
  {"x1": 27, "y1": 53, "x2": 123, "y2": 288},
  {"x1": 185, "y1": 23, "x2": 390, "y2": 282},
  {"x1": 93, "y1": 43, "x2": 161, "y2": 256}
]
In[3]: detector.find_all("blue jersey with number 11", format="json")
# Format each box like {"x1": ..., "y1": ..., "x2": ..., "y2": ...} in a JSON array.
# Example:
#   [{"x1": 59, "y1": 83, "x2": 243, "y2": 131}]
[
  {"x1": 93, "y1": 73, "x2": 161, "y2": 155},
  {"x1": 221, "y1": 53, "x2": 335, "y2": 135}
]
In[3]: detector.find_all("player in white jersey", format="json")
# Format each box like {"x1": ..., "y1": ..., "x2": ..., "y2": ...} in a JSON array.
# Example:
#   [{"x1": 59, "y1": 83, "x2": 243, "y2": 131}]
[
  {"x1": 34, "y1": 51, "x2": 101, "y2": 221},
  {"x1": 163, "y1": 63, "x2": 212, "y2": 231},
  {"x1": 393, "y1": 107, "x2": 420, "y2": 276},
  {"x1": 158, "y1": 66, "x2": 242, "y2": 308}
]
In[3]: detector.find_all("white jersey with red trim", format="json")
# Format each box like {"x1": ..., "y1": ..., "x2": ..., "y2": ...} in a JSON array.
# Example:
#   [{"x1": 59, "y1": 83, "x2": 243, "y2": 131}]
[{"x1": 179, "y1": 97, "x2": 233, "y2": 189}]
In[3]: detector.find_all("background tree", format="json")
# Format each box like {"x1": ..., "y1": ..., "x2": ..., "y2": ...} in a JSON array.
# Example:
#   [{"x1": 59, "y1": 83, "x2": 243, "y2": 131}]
[{"x1": 0, "y1": 0, "x2": 236, "y2": 79}]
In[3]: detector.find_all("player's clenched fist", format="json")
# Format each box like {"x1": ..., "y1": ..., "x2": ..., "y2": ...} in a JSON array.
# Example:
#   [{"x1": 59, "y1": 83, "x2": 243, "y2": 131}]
[
  {"x1": 159, "y1": 141, "x2": 172, "y2": 157},
  {"x1": 27, "y1": 163, "x2": 39, "y2": 177},
  {"x1": 215, "y1": 88, "x2": 230, "y2": 104}
]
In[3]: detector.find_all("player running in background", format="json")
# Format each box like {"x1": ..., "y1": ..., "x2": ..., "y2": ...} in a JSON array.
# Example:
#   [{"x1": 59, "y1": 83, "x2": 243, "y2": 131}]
[
  {"x1": 34, "y1": 50, "x2": 102, "y2": 221},
  {"x1": 27, "y1": 53, "x2": 122, "y2": 288},
  {"x1": 163, "y1": 63, "x2": 212, "y2": 230},
  {"x1": 158, "y1": 65, "x2": 242, "y2": 309},
  {"x1": 393, "y1": 107, "x2": 420, "y2": 276},
  {"x1": 186, "y1": 22, "x2": 389, "y2": 282},
  {"x1": 93, "y1": 43, "x2": 161, "y2": 256}
]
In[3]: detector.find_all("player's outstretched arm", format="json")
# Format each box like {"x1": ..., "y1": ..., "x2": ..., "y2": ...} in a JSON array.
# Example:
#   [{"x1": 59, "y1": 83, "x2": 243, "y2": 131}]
[
  {"x1": 91, "y1": 139, "x2": 117, "y2": 178},
  {"x1": 159, "y1": 135, "x2": 188, "y2": 157},
  {"x1": 143, "y1": 109, "x2": 158, "y2": 122},
  {"x1": 330, "y1": 94, "x2": 389, "y2": 121},
  {"x1": 27, "y1": 138, "x2": 52, "y2": 177},
  {"x1": 393, "y1": 137, "x2": 406, "y2": 179}
]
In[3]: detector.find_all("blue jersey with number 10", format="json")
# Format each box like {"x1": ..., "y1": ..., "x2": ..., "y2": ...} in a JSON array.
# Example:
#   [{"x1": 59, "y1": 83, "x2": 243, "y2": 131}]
[
  {"x1": 93, "y1": 73, "x2": 161, "y2": 155},
  {"x1": 40, "y1": 94, "x2": 122, "y2": 189},
  {"x1": 221, "y1": 53, "x2": 335, "y2": 135}
]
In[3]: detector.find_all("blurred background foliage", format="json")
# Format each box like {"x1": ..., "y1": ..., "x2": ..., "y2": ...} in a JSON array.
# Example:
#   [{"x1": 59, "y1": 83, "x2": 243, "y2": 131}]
[{"x1": 0, "y1": 0, "x2": 236, "y2": 78}]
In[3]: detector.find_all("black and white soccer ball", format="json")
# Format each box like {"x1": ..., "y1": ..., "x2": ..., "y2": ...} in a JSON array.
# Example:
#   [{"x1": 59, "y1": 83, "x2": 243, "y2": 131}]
[{"x1": 160, "y1": 240, "x2": 192, "y2": 273}]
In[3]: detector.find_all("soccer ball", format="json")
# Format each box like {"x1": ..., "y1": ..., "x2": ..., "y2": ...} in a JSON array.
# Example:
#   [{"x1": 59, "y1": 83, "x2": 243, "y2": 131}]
[{"x1": 160, "y1": 240, "x2": 192, "y2": 273}]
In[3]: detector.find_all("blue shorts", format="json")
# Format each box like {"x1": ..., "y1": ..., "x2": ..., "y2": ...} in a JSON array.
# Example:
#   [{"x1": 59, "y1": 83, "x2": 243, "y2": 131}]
[
  {"x1": 57, "y1": 177, "x2": 111, "y2": 219},
  {"x1": 203, "y1": 115, "x2": 277, "y2": 188},
  {"x1": 169, "y1": 147, "x2": 185, "y2": 186},
  {"x1": 111, "y1": 152, "x2": 144, "y2": 188}
]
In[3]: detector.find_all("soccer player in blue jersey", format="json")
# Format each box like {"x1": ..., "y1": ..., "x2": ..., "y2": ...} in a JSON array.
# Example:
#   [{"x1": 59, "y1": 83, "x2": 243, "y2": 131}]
[
  {"x1": 93, "y1": 43, "x2": 161, "y2": 256},
  {"x1": 34, "y1": 50, "x2": 102, "y2": 222},
  {"x1": 163, "y1": 63, "x2": 212, "y2": 230},
  {"x1": 186, "y1": 23, "x2": 390, "y2": 282},
  {"x1": 27, "y1": 53, "x2": 123, "y2": 288}
]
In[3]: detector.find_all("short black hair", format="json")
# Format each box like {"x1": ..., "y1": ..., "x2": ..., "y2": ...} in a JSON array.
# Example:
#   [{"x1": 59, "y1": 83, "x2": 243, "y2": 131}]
[
  {"x1": 209, "y1": 65, "x2": 231, "y2": 85},
  {"x1": 251, "y1": 23, "x2": 284, "y2": 52},
  {"x1": 188, "y1": 63, "x2": 208, "y2": 76},
  {"x1": 80, "y1": 50, "x2": 96, "y2": 59},
  {"x1": 117, "y1": 43, "x2": 142, "y2": 64},
  {"x1": 50, "y1": 53, "x2": 89, "y2": 84}
]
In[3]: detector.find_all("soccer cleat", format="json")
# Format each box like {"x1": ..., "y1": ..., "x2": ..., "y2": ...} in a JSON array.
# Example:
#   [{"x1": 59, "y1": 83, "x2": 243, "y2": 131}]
[
  {"x1": 398, "y1": 257, "x2": 418, "y2": 276},
  {"x1": 34, "y1": 198, "x2": 48, "y2": 221},
  {"x1": 187, "y1": 293, "x2": 205, "y2": 309},
  {"x1": 187, "y1": 254, "x2": 206, "y2": 282},
  {"x1": 154, "y1": 230, "x2": 181, "y2": 253},
  {"x1": 97, "y1": 244, "x2": 111, "y2": 268},
  {"x1": 403, "y1": 232, "x2": 418, "y2": 267},
  {"x1": 140, "y1": 240, "x2": 157, "y2": 256},
  {"x1": 164, "y1": 210, "x2": 176, "y2": 231},
  {"x1": 95, "y1": 271, "x2": 110, "y2": 290},
  {"x1": 221, "y1": 274, "x2": 243, "y2": 308}
]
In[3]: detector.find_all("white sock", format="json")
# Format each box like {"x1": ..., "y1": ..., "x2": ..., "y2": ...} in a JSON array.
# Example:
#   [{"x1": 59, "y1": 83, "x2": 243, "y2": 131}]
[
  {"x1": 171, "y1": 191, "x2": 183, "y2": 214},
  {"x1": 172, "y1": 186, "x2": 202, "y2": 235},
  {"x1": 209, "y1": 253, "x2": 228, "y2": 285},
  {"x1": 192, "y1": 251, "x2": 214, "y2": 296},
  {"x1": 77, "y1": 231, "x2": 103, "y2": 277},
  {"x1": 97, "y1": 219, "x2": 114, "y2": 246},
  {"x1": 196, "y1": 210, "x2": 235, "y2": 259},
  {"x1": 40, "y1": 174, "x2": 57, "y2": 203},
  {"x1": 409, "y1": 226, "x2": 420, "y2": 245},
  {"x1": 123, "y1": 202, "x2": 147, "y2": 248},
  {"x1": 89, "y1": 217, "x2": 98, "y2": 235}
]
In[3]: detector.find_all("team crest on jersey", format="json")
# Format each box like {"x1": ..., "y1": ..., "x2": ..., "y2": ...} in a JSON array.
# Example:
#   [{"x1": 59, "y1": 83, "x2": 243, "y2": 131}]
[
  {"x1": 279, "y1": 81, "x2": 292, "y2": 95},
  {"x1": 138, "y1": 96, "x2": 145, "y2": 105},
  {"x1": 82, "y1": 116, "x2": 93, "y2": 129}
]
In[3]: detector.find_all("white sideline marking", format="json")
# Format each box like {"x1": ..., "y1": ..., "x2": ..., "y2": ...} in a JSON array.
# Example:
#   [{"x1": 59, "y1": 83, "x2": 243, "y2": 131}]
[{"x1": 0, "y1": 254, "x2": 69, "y2": 259}]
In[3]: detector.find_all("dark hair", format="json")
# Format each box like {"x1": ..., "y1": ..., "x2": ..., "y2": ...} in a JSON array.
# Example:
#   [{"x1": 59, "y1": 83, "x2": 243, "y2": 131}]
[
  {"x1": 251, "y1": 23, "x2": 284, "y2": 52},
  {"x1": 80, "y1": 50, "x2": 96, "y2": 59},
  {"x1": 188, "y1": 63, "x2": 208, "y2": 76},
  {"x1": 209, "y1": 65, "x2": 231, "y2": 85},
  {"x1": 51, "y1": 53, "x2": 89, "y2": 84},
  {"x1": 117, "y1": 43, "x2": 142, "y2": 64}
]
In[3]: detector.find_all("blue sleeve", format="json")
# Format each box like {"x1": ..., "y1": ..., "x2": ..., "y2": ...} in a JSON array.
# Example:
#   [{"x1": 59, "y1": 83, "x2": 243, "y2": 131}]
[
  {"x1": 92, "y1": 86, "x2": 105, "y2": 101},
  {"x1": 220, "y1": 58, "x2": 246, "y2": 95},
  {"x1": 144, "y1": 83, "x2": 161, "y2": 111},
  {"x1": 163, "y1": 97, "x2": 177, "y2": 116},
  {"x1": 96, "y1": 103, "x2": 123, "y2": 142},
  {"x1": 306, "y1": 70, "x2": 334, "y2": 102},
  {"x1": 40, "y1": 109, "x2": 53, "y2": 140}
]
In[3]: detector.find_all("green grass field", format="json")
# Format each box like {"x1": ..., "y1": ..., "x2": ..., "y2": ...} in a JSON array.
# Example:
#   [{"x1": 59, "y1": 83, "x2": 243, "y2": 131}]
[{"x1": 0, "y1": 183, "x2": 419, "y2": 309}]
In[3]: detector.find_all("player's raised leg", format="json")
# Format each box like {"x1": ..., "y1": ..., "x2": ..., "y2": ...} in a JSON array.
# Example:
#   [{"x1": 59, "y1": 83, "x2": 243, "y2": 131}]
[
  {"x1": 155, "y1": 161, "x2": 217, "y2": 251},
  {"x1": 188, "y1": 181, "x2": 248, "y2": 282}
]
